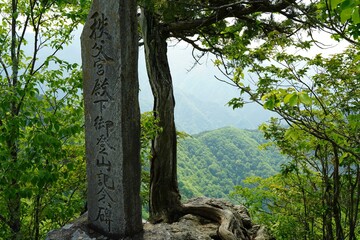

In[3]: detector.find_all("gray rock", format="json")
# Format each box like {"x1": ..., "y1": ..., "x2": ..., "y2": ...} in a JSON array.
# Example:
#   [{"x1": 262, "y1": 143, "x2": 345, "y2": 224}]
[
  {"x1": 46, "y1": 198, "x2": 273, "y2": 240},
  {"x1": 143, "y1": 214, "x2": 218, "y2": 240}
]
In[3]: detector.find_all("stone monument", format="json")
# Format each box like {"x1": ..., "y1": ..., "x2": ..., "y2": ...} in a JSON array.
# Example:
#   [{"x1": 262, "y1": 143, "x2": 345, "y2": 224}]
[{"x1": 81, "y1": 0, "x2": 142, "y2": 238}]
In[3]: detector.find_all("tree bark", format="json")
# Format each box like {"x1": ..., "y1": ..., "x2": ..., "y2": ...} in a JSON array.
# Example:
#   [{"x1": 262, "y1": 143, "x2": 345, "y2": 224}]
[
  {"x1": 139, "y1": 0, "x2": 299, "y2": 226},
  {"x1": 332, "y1": 144, "x2": 344, "y2": 240},
  {"x1": 140, "y1": 9, "x2": 252, "y2": 240},
  {"x1": 183, "y1": 198, "x2": 251, "y2": 240},
  {"x1": 140, "y1": 7, "x2": 261, "y2": 240},
  {"x1": 320, "y1": 146, "x2": 334, "y2": 240},
  {"x1": 8, "y1": 1, "x2": 21, "y2": 239},
  {"x1": 140, "y1": 8, "x2": 183, "y2": 223}
]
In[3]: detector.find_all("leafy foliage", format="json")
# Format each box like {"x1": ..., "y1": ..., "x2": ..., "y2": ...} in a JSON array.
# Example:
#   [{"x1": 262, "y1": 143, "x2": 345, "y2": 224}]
[
  {"x1": 0, "y1": 0, "x2": 91, "y2": 239},
  {"x1": 226, "y1": 34, "x2": 360, "y2": 239},
  {"x1": 232, "y1": 171, "x2": 324, "y2": 239},
  {"x1": 320, "y1": 0, "x2": 360, "y2": 39},
  {"x1": 140, "y1": 112, "x2": 162, "y2": 216}
]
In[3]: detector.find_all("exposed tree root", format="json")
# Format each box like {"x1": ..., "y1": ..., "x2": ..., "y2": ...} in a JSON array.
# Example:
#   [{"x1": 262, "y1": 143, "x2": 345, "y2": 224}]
[{"x1": 181, "y1": 197, "x2": 251, "y2": 240}]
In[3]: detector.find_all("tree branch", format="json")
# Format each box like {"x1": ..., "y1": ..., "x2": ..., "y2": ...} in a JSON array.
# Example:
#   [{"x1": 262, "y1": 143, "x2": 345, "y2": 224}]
[
  {"x1": 166, "y1": 0, "x2": 295, "y2": 35},
  {"x1": 0, "y1": 57, "x2": 11, "y2": 86}
]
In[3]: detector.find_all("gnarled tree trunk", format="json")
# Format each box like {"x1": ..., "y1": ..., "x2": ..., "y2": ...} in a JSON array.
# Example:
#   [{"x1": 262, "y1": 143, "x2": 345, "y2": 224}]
[
  {"x1": 140, "y1": 9, "x2": 252, "y2": 240},
  {"x1": 183, "y1": 198, "x2": 251, "y2": 240},
  {"x1": 140, "y1": 8, "x2": 183, "y2": 223}
]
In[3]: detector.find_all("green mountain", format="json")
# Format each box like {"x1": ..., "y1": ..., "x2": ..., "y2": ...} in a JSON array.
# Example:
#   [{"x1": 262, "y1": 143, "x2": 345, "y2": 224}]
[
  {"x1": 177, "y1": 127, "x2": 288, "y2": 200},
  {"x1": 140, "y1": 83, "x2": 275, "y2": 134},
  {"x1": 173, "y1": 90, "x2": 275, "y2": 134}
]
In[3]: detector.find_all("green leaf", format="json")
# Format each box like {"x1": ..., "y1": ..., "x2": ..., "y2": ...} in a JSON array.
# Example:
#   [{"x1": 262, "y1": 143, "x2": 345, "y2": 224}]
[
  {"x1": 299, "y1": 93, "x2": 312, "y2": 106},
  {"x1": 20, "y1": 188, "x2": 33, "y2": 199},
  {"x1": 288, "y1": 94, "x2": 299, "y2": 106},
  {"x1": 352, "y1": 6, "x2": 360, "y2": 24},
  {"x1": 284, "y1": 93, "x2": 294, "y2": 104},
  {"x1": 284, "y1": 129, "x2": 294, "y2": 140},
  {"x1": 330, "y1": 0, "x2": 344, "y2": 9},
  {"x1": 339, "y1": 152, "x2": 350, "y2": 165},
  {"x1": 264, "y1": 99, "x2": 275, "y2": 110},
  {"x1": 213, "y1": 59, "x2": 222, "y2": 66},
  {"x1": 284, "y1": 93, "x2": 299, "y2": 107},
  {"x1": 227, "y1": 98, "x2": 244, "y2": 109},
  {"x1": 340, "y1": 7, "x2": 353, "y2": 23},
  {"x1": 54, "y1": 123, "x2": 60, "y2": 132}
]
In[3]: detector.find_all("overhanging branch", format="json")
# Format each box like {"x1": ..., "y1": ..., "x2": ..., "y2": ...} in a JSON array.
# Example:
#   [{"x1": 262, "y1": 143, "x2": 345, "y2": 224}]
[{"x1": 166, "y1": 0, "x2": 296, "y2": 35}]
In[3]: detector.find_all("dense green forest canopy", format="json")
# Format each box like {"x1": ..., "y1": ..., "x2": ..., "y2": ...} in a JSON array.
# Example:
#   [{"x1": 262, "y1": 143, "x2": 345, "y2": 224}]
[
  {"x1": 139, "y1": 124, "x2": 288, "y2": 219},
  {"x1": 177, "y1": 127, "x2": 288, "y2": 200}
]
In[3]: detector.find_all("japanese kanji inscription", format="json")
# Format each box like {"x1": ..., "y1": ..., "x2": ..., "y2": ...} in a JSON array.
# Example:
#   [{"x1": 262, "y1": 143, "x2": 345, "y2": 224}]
[{"x1": 81, "y1": 0, "x2": 142, "y2": 238}]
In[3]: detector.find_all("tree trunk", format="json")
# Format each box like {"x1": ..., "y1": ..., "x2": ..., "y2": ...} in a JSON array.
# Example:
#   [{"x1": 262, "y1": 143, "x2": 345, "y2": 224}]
[
  {"x1": 140, "y1": 8, "x2": 257, "y2": 240},
  {"x1": 332, "y1": 144, "x2": 344, "y2": 240},
  {"x1": 8, "y1": 1, "x2": 21, "y2": 238},
  {"x1": 8, "y1": 182, "x2": 21, "y2": 240},
  {"x1": 346, "y1": 164, "x2": 358, "y2": 240},
  {"x1": 140, "y1": 8, "x2": 183, "y2": 223},
  {"x1": 319, "y1": 145, "x2": 334, "y2": 240},
  {"x1": 350, "y1": 165, "x2": 360, "y2": 240},
  {"x1": 7, "y1": 94, "x2": 21, "y2": 239},
  {"x1": 183, "y1": 198, "x2": 251, "y2": 240},
  {"x1": 33, "y1": 195, "x2": 41, "y2": 240}
]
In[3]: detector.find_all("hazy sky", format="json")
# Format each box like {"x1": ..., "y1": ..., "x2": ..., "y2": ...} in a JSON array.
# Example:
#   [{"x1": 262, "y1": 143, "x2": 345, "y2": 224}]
[{"x1": 60, "y1": 27, "x2": 243, "y2": 109}]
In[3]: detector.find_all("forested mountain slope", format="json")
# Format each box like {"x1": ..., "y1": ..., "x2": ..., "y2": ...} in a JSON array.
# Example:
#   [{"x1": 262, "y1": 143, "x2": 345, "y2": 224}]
[{"x1": 177, "y1": 127, "x2": 288, "y2": 200}]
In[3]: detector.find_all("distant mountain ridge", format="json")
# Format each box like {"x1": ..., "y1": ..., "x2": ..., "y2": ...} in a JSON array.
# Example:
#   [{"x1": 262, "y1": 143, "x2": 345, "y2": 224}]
[
  {"x1": 174, "y1": 90, "x2": 274, "y2": 133},
  {"x1": 138, "y1": 44, "x2": 275, "y2": 134},
  {"x1": 176, "y1": 127, "x2": 288, "y2": 200},
  {"x1": 139, "y1": 77, "x2": 275, "y2": 134}
]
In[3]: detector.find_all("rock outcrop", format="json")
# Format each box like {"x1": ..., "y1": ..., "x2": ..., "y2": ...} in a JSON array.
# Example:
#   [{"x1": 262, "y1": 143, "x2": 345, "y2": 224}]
[{"x1": 46, "y1": 197, "x2": 273, "y2": 240}]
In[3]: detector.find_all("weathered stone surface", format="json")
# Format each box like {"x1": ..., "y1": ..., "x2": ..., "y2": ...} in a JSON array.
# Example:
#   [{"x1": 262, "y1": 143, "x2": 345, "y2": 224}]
[
  {"x1": 81, "y1": 0, "x2": 142, "y2": 238},
  {"x1": 46, "y1": 198, "x2": 273, "y2": 240},
  {"x1": 143, "y1": 214, "x2": 219, "y2": 240}
]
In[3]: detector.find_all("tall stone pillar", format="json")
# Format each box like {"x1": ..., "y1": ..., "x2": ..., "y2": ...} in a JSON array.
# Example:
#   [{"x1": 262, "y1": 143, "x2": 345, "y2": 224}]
[{"x1": 81, "y1": 0, "x2": 142, "y2": 238}]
